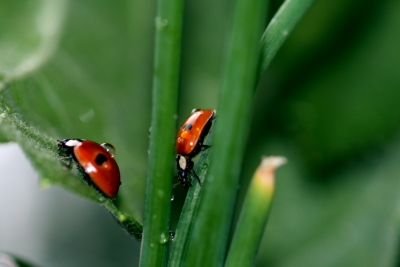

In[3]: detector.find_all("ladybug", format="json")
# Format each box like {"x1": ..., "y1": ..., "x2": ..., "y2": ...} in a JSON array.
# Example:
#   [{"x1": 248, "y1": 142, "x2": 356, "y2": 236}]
[
  {"x1": 175, "y1": 109, "x2": 215, "y2": 188},
  {"x1": 57, "y1": 139, "x2": 121, "y2": 198}
]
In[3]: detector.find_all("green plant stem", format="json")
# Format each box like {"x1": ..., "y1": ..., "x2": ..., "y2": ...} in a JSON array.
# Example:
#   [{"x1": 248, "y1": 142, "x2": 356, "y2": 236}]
[
  {"x1": 225, "y1": 157, "x2": 286, "y2": 267},
  {"x1": 184, "y1": 0, "x2": 268, "y2": 266},
  {"x1": 167, "y1": 132, "x2": 214, "y2": 267},
  {"x1": 139, "y1": 0, "x2": 184, "y2": 265},
  {"x1": 258, "y1": 0, "x2": 316, "y2": 79}
]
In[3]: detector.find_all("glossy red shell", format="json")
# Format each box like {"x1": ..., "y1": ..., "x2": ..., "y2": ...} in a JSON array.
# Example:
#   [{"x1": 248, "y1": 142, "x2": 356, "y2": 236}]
[
  {"x1": 73, "y1": 140, "x2": 121, "y2": 198},
  {"x1": 175, "y1": 109, "x2": 214, "y2": 156}
]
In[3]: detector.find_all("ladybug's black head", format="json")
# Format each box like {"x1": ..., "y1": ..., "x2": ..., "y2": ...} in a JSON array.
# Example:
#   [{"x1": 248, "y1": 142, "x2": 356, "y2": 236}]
[{"x1": 57, "y1": 139, "x2": 83, "y2": 149}]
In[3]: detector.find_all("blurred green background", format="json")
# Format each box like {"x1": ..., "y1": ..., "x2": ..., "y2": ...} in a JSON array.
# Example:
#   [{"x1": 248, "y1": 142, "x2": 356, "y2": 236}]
[{"x1": 1, "y1": 0, "x2": 400, "y2": 266}]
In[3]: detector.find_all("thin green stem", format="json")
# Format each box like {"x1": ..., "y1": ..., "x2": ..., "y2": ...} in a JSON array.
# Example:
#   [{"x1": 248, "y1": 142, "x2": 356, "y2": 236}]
[
  {"x1": 184, "y1": 0, "x2": 268, "y2": 265},
  {"x1": 225, "y1": 157, "x2": 286, "y2": 267},
  {"x1": 168, "y1": 132, "x2": 214, "y2": 267},
  {"x1": 139, "y1": 0, "x2": 184, "y2": 265},
  {"x1": 258, "y1": 0, "x2": 316, "y2": 79}
]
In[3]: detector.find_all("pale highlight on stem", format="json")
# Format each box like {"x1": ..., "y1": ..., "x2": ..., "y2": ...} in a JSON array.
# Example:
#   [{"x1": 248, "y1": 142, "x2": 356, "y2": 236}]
[{"x1": 254, "y1": 156, "x2": 287, "y2": 194}]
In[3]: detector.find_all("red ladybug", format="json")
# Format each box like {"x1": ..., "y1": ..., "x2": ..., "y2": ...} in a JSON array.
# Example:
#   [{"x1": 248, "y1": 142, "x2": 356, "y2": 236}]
[
  {"x1": 175, "y1": 109, "x2": 215, "y2": 188},
  {"x1": 57, "y1": 139, "x2": 121, "y2": 198}
]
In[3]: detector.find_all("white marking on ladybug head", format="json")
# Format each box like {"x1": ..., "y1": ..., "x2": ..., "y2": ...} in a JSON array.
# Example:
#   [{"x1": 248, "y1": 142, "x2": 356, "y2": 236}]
[
  {"x1": 178, "y1": 155, "x2": 187, "y2": 170},
  {"x1": 65, "y1": 139, "x2": 82, "y2": 147}
]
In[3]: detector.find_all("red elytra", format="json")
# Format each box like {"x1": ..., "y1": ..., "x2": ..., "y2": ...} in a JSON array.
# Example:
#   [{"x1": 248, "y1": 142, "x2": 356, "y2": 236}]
[
  {"x1": 175, "y1": 109, "x2": 215, "y2": 157},
  {"x1": 58, "y1": 139, "x2": 121, "y2": 198},
  {"x1": 175, "y1": 109, "x2": 215, "y2": 188}
]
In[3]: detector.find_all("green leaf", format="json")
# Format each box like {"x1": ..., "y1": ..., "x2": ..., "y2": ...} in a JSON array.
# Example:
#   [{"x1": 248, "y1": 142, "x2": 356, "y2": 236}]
[
  {"x1": 0, "y1": 0, "x2": 66, "y2": 85},
  {"x1": 0, "y1": 87, "x2": 143, "y2": 240},
  {"x1": 0, "y1": 1, "x2": 153, "y2": 239}
]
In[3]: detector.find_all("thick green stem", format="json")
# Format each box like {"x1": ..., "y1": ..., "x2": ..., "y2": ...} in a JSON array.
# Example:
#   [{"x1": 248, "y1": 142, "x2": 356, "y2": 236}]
[
  {"x1": 184, "y1": 0, "x2": 268, "y2": 265},
  {"x1": 139, "y1": 0, "x2": 184, "y2": 265}
]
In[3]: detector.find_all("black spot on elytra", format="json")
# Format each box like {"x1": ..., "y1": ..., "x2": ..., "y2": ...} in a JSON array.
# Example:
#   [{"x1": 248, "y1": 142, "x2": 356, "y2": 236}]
[
  {"x1": 95, "y1": 153, "x2": 108, "y2": 166},
  {"x1": 183, "y1": 124, "x2": 192, "y2": 130}
]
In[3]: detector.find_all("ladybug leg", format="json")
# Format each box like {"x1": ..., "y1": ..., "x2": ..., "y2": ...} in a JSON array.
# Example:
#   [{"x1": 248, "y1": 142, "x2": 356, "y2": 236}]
[
  {"x1": 58, "y1": 154, "x2": 73, "y2": 168},
  {"x1": 173, "y1": 176, "x2": 186, "y2": 188},
  {"x1": 66, "y1": 155, "x2": 73, "y2": 168},
  {"x1": 173, "y1": 180, "x2": 181, "y2": 188},
  {"x1": 178, "y1": 177, "x2": 191, "y2": 189},
  {"x1": 57, "y1": 144, "x2": 74, "y2": 168},
  {"x1": 186, "y1": 159, "x2": 202, "y2": 186},
  {"x1": 183, "y1": 180, "x2": 192, "y2": 189},
  {"x1": 176, "y1": 171, "x2": 191, "y2": 189},
  {"x1": 201, "y1": 144, "x2": 211, "y2": 151},
  {"x1": 183, "y1": 174, "x2": 192, "y2": 188},
  {"x1": 191, "y1": 169, "x2": 202, "y2": 186}
]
